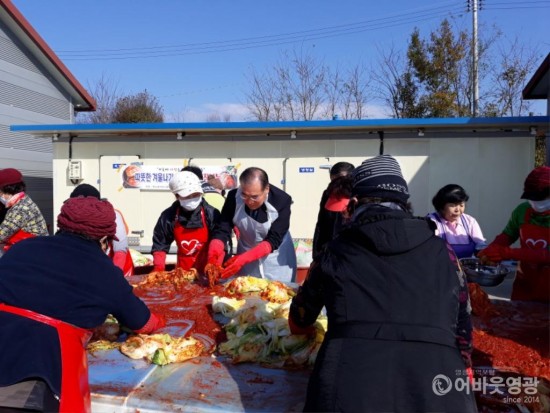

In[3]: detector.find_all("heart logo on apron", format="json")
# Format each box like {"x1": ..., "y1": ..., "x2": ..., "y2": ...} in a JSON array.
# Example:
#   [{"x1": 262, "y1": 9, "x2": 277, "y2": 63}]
[
  {"x1": 180, "y1": 239, "x2": 201, "y2": 256},
  {"x1": 526, "y1": 238, "x2": 547, "y2": 249}
]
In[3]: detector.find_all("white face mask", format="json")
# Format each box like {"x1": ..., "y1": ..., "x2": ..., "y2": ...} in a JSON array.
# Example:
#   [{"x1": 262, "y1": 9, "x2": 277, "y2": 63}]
[
  {"x1": 529, "y1": 199, "x2": 550, "y2": 213},
  {"x1": 179, "y1": 196, "x2": 202, "y2": 211},
  {"x1": 0, "y1": 196, "x2": 7, "y2": 206}
]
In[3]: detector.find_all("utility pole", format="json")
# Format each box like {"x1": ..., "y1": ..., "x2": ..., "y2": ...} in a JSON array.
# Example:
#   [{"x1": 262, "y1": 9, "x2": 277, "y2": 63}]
[{"x1": 470, "y1": 0, "x2": 480, "y2": 117}]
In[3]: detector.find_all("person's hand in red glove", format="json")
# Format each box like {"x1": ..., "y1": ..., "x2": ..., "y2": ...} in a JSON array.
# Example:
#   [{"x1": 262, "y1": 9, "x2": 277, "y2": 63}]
[
  {"x1": 288, "y1": 317, "x2": 316, "y2": 339},
  {"x1": 481, "y1": 245, "x2": 550, "y2": 264},
  {"x1": 477, "y1": 233, "x2": 514, "y2": 264},
  {"x1": 135, "y1": 312, "x2": 166, "y2": 334},
  {"x1": 152, "y1": 251, "x2": 166, "y2": 272},
  {"x1": 466, "y1": 367, "x2": 474, "y2": 385},
  {"x1": 207, "y1": 239, "x2": 226, "y2": 266},
  {"x1": 220, "y1": 241, "x2": 272, "y2": 279},
  {"x1": 478, "y1": 244, "x2": 510, "y2": 263}
]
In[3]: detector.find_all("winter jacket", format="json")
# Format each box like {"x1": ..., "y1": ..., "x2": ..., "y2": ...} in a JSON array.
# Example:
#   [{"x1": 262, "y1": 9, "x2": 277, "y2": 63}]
[{"x1": 290, "y1": 204, "x2": 476, "y2": 413}]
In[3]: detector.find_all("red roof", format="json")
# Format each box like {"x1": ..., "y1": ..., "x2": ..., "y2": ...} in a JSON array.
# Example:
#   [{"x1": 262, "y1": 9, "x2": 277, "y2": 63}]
[
  {"x1": 0, "y1": 0, "x2": 96, "y2": 111},
  {"x1": 523, "y1": 53, "x2": 550, "y2": 100}
]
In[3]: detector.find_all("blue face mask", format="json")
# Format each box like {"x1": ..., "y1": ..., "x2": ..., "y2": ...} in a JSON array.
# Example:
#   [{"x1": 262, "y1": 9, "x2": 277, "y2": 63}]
[{"x1": 529, "y1": 199, "x2": 550, "y2": 213}]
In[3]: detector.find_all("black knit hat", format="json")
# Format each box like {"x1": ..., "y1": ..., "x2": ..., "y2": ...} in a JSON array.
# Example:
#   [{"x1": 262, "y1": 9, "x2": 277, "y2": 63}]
[
  {"x1": 70, "y1": 183, "x2": 100, "y2": 199},
  {"x1": 352, "y1": 155, "x2": 410, "y2": 203}
]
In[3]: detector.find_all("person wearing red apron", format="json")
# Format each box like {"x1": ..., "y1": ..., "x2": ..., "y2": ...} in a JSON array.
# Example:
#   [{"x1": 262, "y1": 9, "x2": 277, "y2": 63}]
[
  {"x1": 69, "y1": 184, "x2": 135, "y2": 277},
  {"x1": 0, "y1": 196, "x2": 166, "y2": 412},
  {"x1": 479, "y1": 166, "x2": 550, "y2": 302},
  {"x1": 152, "y1": 171, "x2": 220, "y2": 274},
  {"x1": 109, "y1": 209, "x2": 135, "y2": 277},
  {"x1": 0, "y1": 168, "x2": 49, "y2": 254},
  {"x1": 511, "y1": 207, "x2": 550, "y2": 301},
  {"x1": 0, "y1": 303, "x2": 92, "y2": 412},
  {"x1": 173, "y1": 207, "x2": 210, "y2": 270}
]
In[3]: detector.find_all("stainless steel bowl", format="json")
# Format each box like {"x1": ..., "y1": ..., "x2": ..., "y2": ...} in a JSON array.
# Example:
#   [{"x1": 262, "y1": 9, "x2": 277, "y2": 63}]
[{"x1": 459, "y1": 258, "x2": 513, "y2": 287}]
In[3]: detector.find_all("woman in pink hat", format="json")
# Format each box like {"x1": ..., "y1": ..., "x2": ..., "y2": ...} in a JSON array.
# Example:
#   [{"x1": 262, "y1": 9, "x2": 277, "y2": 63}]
[{"x1": 0, "y1": 168, "x2": 48, "y2": 254}]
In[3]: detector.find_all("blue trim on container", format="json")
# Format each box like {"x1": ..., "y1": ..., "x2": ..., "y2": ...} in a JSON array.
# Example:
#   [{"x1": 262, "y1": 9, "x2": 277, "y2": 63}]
[{"x1": 10, "y1": 116, "x2": 549, "y2": 133}]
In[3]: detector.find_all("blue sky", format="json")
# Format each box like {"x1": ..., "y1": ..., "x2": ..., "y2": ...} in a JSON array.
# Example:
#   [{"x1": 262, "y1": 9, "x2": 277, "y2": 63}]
[{"x1": 11, "y1": 0, "x2": 550, "y2": 121}]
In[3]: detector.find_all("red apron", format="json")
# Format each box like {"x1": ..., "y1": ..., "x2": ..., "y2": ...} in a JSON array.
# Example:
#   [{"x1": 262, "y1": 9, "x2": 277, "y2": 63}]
[
  {"x1": 108, "y1": 209, "x2": 134, "y2": 277},
  {"x1": 174, "y1": 207, "x2": 209, "y2": 272},
  {"x1": 3, "y1": 229, "x2": 36, "y2": 252},
  {"x1": 511, "y1": 208, "x2": 550, "y2": 302},
  {"x1": 108, "y1": 247, "x2": 134, "y2": 277},
  {"x1": 0, "y1": 303, "x2": 92, "y2": 413}
]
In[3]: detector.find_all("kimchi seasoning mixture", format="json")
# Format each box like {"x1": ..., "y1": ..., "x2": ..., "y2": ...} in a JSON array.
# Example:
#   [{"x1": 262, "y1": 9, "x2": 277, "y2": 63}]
[
  {"x1": 469, "y1": 283, "x2": 549, "y2": 380},
  {"x1": 133, "y1": 277, "x2": 233, "y2": 343},
  {"x1": 468, "y1": 283, "x2": 550, "y2": 412}
]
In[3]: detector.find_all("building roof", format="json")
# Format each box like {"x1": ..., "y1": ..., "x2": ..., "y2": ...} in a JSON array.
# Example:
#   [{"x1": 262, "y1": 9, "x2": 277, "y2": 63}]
[
  {"x1": 0, "y1": 0, "x2": 96, "y2": 111},
  {"x1": 10, "y1": 116, "x2": 549, "y2": 141},
  {"x1": 523, "y1": 53, "x2": 550, "y2": 100}
]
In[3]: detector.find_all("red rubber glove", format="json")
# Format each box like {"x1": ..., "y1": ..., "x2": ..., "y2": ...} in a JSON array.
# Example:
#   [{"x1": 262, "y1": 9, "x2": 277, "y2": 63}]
[
  {"x1": 479, "y1": 244, "x2": 509, "y2": 263},
  {"x1": 112, "y1": 251, "x2": 127, "y2": 271},
  {"x1": 288, "y1": 317, "x2": 316, "y2": 338},
  {"x1": 220, "y1": 241, "x2": 272, "y2": 279},
  {"x1": 134, "y1": 312, "x2": 166, "y2": 334},
  {"x1": 466, "y1": 367, "x2": 474, "y2": 385},
  {"x1": 152, "y1": 251, "x2": 166, "y2": 272},
  {"x1": 207, "y1": 239, "x2": 226, "y2": 266}
]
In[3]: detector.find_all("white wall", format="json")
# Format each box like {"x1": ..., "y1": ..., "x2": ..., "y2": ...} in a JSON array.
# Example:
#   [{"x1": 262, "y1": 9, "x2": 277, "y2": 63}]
[{"x1": 52, "y1": 135, "x2": 535, "y2": 251}]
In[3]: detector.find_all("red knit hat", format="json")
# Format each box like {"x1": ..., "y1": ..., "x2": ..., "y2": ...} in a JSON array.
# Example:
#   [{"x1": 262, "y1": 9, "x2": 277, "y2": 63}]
[
  {"x1": 0, "y1": 168, "x2": 23, "y2": 188},
  {"x1": 57, "y1": 197, "x2": 118, "y2": 240},
  {"x1": 521, "y1": 166, "x2": 550, "y2": 201}
]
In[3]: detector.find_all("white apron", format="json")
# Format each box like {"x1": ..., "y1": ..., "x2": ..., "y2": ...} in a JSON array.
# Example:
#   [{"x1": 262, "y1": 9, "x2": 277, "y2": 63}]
[{"x1": 233, "y1": 188, "x2": 296, "y2": 283}]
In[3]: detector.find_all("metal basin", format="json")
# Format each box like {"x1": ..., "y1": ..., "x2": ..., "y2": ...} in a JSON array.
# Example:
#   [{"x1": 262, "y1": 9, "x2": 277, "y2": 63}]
[{"x1": 459, "y1": 258, "x2": 513, "y2": 287}]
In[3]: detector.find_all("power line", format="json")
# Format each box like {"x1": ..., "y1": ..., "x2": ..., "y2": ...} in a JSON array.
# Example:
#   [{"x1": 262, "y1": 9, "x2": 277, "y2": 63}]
[{"x1": 57, "y1": 3, "x2": 470, "y2": 60}]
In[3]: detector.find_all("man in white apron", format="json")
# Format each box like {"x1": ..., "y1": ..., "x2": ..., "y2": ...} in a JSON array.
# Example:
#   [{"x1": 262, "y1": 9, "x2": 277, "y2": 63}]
[{"x1": 207, "y1": 167, "x2": 296, "y2": 283}]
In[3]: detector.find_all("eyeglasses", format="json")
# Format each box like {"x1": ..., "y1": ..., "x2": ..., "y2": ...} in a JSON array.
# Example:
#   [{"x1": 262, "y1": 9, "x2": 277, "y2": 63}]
[{"x1": 240, "y1": 192, "x2": 264, "y2": 202}]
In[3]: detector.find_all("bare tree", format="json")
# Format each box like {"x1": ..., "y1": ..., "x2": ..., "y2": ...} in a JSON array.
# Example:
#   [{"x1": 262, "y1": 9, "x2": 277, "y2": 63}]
[
  {"x1": 205, "y1": 113, "x2": 221, "y2": 122},
  {"x1": 77, "y1": 73, "x2": 121, "y2": 123},
  {"x1": 289, "y1": 50, "x2": 327, "y2": 120},
  {"x1": 372, "y1": 45, "x2": 424, "y2": 118},
  {"x1": 245, "y1": 69, "x2": 280, "y2": 121},
  {"x1": 341, "y1": 63, "x2": 370, "y2": 119},
  {"x1": 323, "y1": 65, "x2": 343, "y2": 120},
  {"x1": 167, "y1": 107, "x2": 189, "y2": 123},
  {"x1": 484, "y1": 38, "x2": 539, "y2": 116},
  {"x1": 245, "y1": 49, "x2": 329, "y2": 121}
]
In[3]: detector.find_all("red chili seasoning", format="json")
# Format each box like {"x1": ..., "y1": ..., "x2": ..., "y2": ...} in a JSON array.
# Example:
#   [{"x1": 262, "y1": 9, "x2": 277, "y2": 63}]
[{"x1": 133, "y1": 281, "x2": 235, "y2": 344}]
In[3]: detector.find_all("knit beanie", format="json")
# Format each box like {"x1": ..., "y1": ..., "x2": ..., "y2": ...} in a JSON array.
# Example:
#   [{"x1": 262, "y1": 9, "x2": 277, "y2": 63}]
[
  {"x1": 0, "y1": 168, "x2": 23, "y2": 188},
  {"x1": 70, "y1": 183, "x2": 101, "y2": 199},
  {"x1": 521, "y1": 166, "x2": 550, "y2": 201},
  {"x1": 351, "y1": 155, "x2": 410, "y2": 203},
  {"x1": 57, "y1": 197, "x2": 118, "y2": 240}
]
